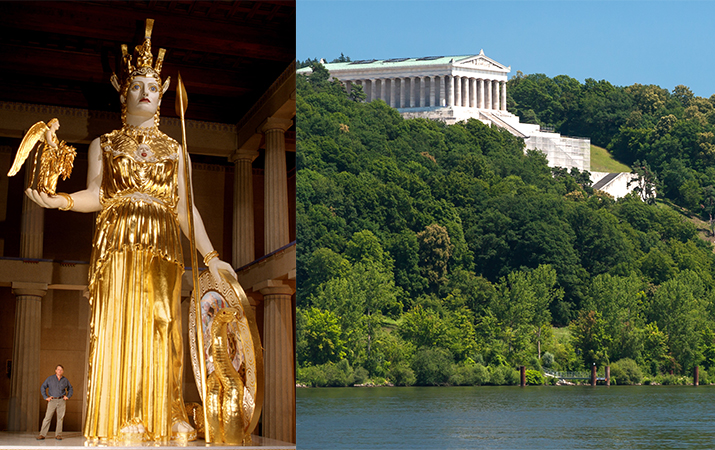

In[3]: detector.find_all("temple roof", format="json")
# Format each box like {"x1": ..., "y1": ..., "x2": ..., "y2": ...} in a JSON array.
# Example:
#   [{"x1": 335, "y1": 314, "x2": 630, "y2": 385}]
[{"x1": 299, "y1": 51, "x2": 510, "y2": 74}]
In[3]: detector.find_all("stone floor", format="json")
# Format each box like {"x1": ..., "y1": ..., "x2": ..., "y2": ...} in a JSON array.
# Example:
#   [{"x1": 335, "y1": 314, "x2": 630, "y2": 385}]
[{"x1": 0, "y1": 432, "x2": 295, "y2": 450}]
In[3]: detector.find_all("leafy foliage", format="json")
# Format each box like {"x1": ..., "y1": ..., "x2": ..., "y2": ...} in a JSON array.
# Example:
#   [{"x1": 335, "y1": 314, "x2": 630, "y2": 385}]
[{"x1": 297, "y1": 63, "x2": 715, "y2": 385}]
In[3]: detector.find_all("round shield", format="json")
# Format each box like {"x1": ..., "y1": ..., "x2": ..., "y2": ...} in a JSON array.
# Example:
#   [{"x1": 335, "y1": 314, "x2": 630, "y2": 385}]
[{"x1": 188, "y1": 268, "x2": 263, "y2": 437}]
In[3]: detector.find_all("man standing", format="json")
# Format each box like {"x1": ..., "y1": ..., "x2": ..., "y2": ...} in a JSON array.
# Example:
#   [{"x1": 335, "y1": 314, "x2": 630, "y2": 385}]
[{"x1": 37, "y1": 365, "x2": 73, "y2": 440}]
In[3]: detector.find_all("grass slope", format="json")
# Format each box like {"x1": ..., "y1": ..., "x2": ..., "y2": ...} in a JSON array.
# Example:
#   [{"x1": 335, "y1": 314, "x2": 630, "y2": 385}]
[{"x1": 590, "y1": 144, "x2": 630, "y2": 173}]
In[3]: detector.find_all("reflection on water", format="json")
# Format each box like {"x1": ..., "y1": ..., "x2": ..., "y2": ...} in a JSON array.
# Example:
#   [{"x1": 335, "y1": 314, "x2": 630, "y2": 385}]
[{"x1": 297, "y1": 385, "x2": 715, "y2": 449}]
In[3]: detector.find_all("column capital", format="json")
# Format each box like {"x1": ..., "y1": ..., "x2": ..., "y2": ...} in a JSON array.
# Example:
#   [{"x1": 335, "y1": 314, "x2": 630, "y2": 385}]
[
  {"x1": 257, "y1": 279, "x2": 295, "y2": 297},
  {"x1": 260, "y1": 117, "x2": 293, "y2": 134},
  {"x1": 230, "y1": 147, "x2": 260, "y2": 163},
  {"x1": 11, "y1": 282, "x2": 47, "y2": 298}
]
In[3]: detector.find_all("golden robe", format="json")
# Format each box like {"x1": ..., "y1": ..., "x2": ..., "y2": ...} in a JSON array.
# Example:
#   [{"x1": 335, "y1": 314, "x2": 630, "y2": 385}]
[{"x1": 84, "y1": 128, "x2": 192, "y2": 442}]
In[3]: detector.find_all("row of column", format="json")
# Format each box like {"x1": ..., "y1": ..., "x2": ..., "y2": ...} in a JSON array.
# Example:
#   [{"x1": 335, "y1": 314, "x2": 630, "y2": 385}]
[
  {"x1": 345, "y1": 75, "x2": 507, "y2": 111},
  {"x1": 232, "y1": 116, "x2": 295, "y2": 444}
]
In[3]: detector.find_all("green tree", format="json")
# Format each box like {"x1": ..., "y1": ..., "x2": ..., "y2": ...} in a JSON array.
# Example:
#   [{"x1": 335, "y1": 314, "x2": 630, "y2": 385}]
[
  {"x1": 570, "y1": 310, "x2": 612, "y2": 368},
  {"x1": 297, "y1": 307, "x2": 347, "y2": 366},
  {"x1": 417, "y1": 223, "x2": 454, "y2": 290}
]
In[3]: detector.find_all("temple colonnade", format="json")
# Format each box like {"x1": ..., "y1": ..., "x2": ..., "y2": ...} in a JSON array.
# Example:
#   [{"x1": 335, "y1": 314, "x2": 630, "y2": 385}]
[{"x1": 344, "y1": 75, "x2": 507, "y2": 110}]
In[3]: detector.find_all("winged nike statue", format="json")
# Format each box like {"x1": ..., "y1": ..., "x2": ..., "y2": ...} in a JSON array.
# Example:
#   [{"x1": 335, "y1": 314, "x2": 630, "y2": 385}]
[{"x1": 7, "y1": 118, "x2": 77, "y2": 195}]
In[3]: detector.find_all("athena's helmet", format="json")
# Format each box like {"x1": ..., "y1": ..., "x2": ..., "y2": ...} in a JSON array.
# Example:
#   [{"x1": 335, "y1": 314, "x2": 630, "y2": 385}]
[{"x1": 110, "y1": 19, "x2": 170, "y2": 125}]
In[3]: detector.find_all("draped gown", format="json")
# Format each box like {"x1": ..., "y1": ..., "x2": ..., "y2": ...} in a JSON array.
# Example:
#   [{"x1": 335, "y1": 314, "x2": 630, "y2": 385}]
[{"x1": 84, "y1": 127, "x2": 193, "y2": 442}]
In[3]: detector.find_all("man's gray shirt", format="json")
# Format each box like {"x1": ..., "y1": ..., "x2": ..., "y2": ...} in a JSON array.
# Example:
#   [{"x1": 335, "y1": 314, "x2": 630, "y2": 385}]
[{"x1": 41, "y1": 375, "x2": 73, "y2": 399}]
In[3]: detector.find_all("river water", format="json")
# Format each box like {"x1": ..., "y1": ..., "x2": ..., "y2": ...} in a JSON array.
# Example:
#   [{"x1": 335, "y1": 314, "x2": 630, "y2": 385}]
[{"x1": 296, "y1": 385, "x2": 715, "y2": 449}]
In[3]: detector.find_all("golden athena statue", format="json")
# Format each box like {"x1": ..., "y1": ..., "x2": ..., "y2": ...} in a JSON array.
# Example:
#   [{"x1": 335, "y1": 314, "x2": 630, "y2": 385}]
[{"x1": 25, "y1": 19, "x2": 236, "y2": 443}]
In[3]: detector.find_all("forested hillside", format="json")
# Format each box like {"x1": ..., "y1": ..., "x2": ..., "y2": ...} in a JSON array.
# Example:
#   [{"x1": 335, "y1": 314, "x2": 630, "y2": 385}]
[
  {"x1": 296, "y1": 64, "x2": 715, "y2": 387},
  {"x1": 509, "y1": 72, "x2": 715, "y2": 219}
]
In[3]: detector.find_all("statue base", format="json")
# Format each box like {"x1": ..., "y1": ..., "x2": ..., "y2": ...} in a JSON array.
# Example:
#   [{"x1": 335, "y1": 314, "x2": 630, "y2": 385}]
[{"x1": 0, "y1": 432, "x2": 295, "y2": 449}]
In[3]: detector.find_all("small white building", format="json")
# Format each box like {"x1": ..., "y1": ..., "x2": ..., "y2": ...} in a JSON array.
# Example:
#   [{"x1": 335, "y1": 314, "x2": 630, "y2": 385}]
[{"x1": 299, "y1": 51, "x2": 591, "y2": 172}]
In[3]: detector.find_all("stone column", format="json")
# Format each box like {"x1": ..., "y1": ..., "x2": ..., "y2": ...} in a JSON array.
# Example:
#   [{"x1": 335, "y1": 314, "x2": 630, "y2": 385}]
[
  {"x1": 478, "y1": 79, "x2": 485, "y2": 109},
  {"x1": 463, "y1": 77, "x2": 469, "y2": 107},
  {"x1": 409, "y1": 78, "x2": 416, "y2": 108},
  {"x1": 389, "y1": 79, "x2": 396, "y2": 108},
  {"x1": 470, "y1": 78, "x2": 477, "y2": 108},
  {"x1": 430, "y1": 76, "x2": 437, "y2": 107},
  {"x1": 261, "y1": 282, "x2": 296, "y2": 443},
  {"x1": 370, "y1": 79, "x2": 377, "y2": 103},
  {"x1": 344, "y1": 80, "x2": 352, "y2": 96},
  {"x1": 231, "y1": 146, "x2": 259, "y2": 267},
  {"x1": 447, "y1": 76, "x2": 454, "y2": 107},
  {"x1": 485, "y1": 80, "x2": 492, "y2": 110},
  {"x1": 440, "y1": 76, "x2": 446, "y2": 106},
  {"x1": 261, "y1": 117, "x2": 292, "y2": 253},
  {"x1": 419, "y1": 77, "x2": 426, "y2": 108},
  {"x1": 454, "y1": 76, "x2": 461, "y2": 107},
  {"x1": 20, "y1": 187, "x2": 44, "y2": 259},
  {"x1": 8, "y1": 283, "x2": 47, "y2": 432},
  {"x1": 501, "y1": 81, "x2": 508, "y2": 111},
  {"x1": 493, "y1": 80, "x2": 499, "y2": 110},
  {"x1": 400, "y1": 78, "x2": 406, "y2": 108}
]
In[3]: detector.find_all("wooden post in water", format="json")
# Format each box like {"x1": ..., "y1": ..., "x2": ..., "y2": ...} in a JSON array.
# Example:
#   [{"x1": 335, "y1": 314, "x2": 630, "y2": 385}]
[
  {"x1": 694, "y1": 366, "x2": 699, "y2": 386},
  {"x1": 590, "y1": 364, "x2": 597, "y2": 386},
  {"x1": 605, "y1": 366, "x2": 610, "y2": 386},
  {"x1": 520, "y1": 366, "x2": 526, "y2": 387}
]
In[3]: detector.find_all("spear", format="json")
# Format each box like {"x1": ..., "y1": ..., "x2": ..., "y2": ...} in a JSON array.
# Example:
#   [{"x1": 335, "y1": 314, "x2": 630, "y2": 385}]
[{"x1": 175, "y1": 72, "x2": 211, "y2": 442}]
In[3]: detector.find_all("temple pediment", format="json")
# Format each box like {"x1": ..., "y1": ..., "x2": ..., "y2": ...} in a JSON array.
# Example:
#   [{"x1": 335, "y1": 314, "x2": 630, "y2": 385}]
[{"x1": 455, "y1": 51, "x2": 510, "y2": 72}]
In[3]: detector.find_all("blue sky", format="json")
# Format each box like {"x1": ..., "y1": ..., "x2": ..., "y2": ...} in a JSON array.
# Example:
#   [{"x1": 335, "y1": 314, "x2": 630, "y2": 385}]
[{"x1": 297, "y1": 1, "x2": 715, "y2": 98}]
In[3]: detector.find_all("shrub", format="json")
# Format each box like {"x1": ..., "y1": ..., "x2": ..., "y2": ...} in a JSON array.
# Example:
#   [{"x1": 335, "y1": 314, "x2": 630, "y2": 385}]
[
  {"x1": 657, "y1": 374, "x2": 689, "y2": 385},
  {"x1": 352, "y1": 366, "x2": 369, "y2": 385},
  {"x1": 450, "y1": 364, "x2": 490, "y2": 386},
  {"x1": 529, "y1": 357, "x2": 542, "y2": 371},
  {"x1": 488, "y1": 365, "x2": 519, "y2": 385},
  {"x1": 541, "y1": 352, "x2": 555, "y2": 368},
  {"x1": 525, "y1": 369, "x2": 545, "y2": 385},
  {"x1": 296, "y1": 360, "x2": 356, "y2": 387},
  {"x1": 411, "y1": 347, "x2": 454, "y2": 385},
  {"x1": 389, "y1": 362, "x2": 416, "y2": 386},
  {"x1": 296, "y1": 365, "x2": 327, "y2": 387},
  {"x1": 610, "y1": 358, "x2": 643, "y2": 385}
]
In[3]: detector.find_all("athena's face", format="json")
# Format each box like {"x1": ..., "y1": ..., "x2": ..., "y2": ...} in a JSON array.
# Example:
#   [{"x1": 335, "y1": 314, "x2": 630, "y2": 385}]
[{"x1": 124, "y1": 76, "x2": 161, "y2": 118}]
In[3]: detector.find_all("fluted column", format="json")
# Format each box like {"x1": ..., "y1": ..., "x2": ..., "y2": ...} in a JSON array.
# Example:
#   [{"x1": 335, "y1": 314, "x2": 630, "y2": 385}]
[
  {"x1": 400, "y1": 78, "x2": 406, "y2": 108},
  {"x1": 478, "y1": 79, "x2": 485, "y2": 109},
  {"x1": 231, "y1": 146, "x2": 259, "y2": 267},
  {"x1": 501, "y1": 81, "x2": 508, "y2": 111},
  {"x1": 440, "y1": 76, "x2": 446, "y2": 106},
  {"x1": 454, "y1": 76, "x2": 461, "y2": 107},
  {"x1": 463, "y1": 77, "x2": 470, "y2": 107},
  {"x1": 470, "y1": 78, "x2": 477, "y2": 108},
  {"x1": 20, "y1": 187, "x2": 44, "y2": 259},
  {"x1": 370, "y1": 79, "x2": 377, "y2": 103},
  {"x1": 447, "y1": 76, "x2": 454, "y2": 106},
  {"x1": 419, "y1": 77, "x2": 426, "y2": 107},
  {"x1": 8, "y1": 283, "x2": 47, "y2": 431},
  {"x1": 493, "y1": 80, "x2": 499, "y2": 110},
  {"x1": 388, "y1": 79, "x2": 395, "y2": 108},
  {"x1": 485, "y1": 80, "x2": 492, "y2": 110},
  {"x1": 407, "y1": 77, "x2": 414, "y2": 107},
  {"x1": 429, "y1": 76, "x2": 437, "y2": 107},
  {"x1": 261, "y1": 117, "x2": 292, "y2": 253},
  {"x1": 261, "y1": 282, "x2": 295, "y2": 443}
]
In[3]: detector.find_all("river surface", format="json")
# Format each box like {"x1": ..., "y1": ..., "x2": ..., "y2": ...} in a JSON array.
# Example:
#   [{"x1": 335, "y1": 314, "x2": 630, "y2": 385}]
[{"x1": 296, "y1": 385, "x2": 715, "y2": 449}]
